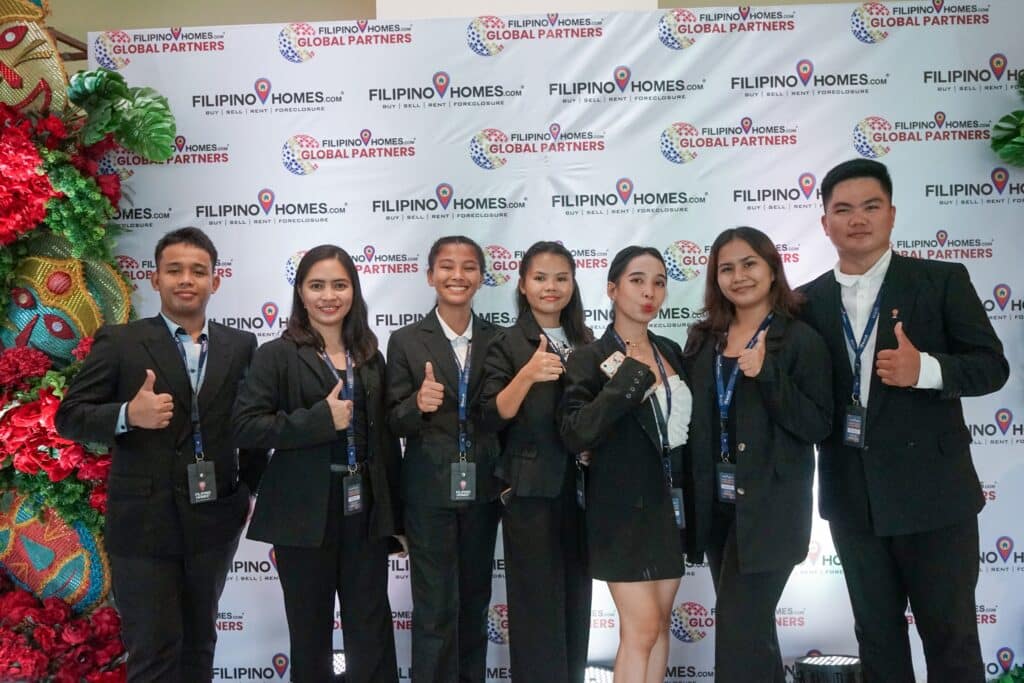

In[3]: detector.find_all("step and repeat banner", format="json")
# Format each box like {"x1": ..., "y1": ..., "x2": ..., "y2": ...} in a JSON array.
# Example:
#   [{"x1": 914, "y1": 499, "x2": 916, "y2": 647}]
[{"x1": 90, "y1": 1, "x2": 1022, "y2": 680}]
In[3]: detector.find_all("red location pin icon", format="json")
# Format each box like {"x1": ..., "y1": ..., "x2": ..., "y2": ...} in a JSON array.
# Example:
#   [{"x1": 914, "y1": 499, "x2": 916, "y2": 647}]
[
  {"x1": 258, "y1": 188, "x2": 275, "y2": 215},
  {"x1": 363, "y1": 245, "x2": 376, "y2": 262},
  {"x1": 992, "y1": 167, "x2": 1008, "y2": 194},
  {"x1": 357, "y1": 20, "x2": 368, "y2": 32},
  {"x1": 360, "y1": 129, "x2": 372, "y2": 145},
  {"x1": 436, "y1": 182, "x2": 453, "y2": 209},
  {"x1": 739, "y1": 6, "x2": 751, "y2": 19},
  {"x1": 616, "y1": 177, "x2": 634, "y2": 204},
  {"x1": 171, "y1": 27, "x2": 182, "y2": 39},
  {"x1": 990, "y1": 53, "x2": 1007, "y2": 80},
  {"x1": 935, "y1": 229, "x2": 948, "y2": 247},
  {"x1": 932, "y1": 0, "x2": 944, "y2": 12},
  {"x1": 547, "y1": 13, "x2": 559, "y2": 26},
  {"x1": 268, "y1": 547, "x2": 277, "y2": 570},
  {"x1": 997, "y1": 647, "x2": 1015, "y2": 672},
  {"x1": 262, "y1": 302, "x2": 279, "y2": 328},
  {"x1": 799, "y1": 172, "x2": 816, "y2": 199},
  {"x1": 272, "y1": 653, "x2": 289, "y2": 678},
  {"x1": 933, "y1": 111, "x2": 945, "y2": 128},
  {"x1": 805, "y1": 540, "x2": 820, "y2": 564},
  {"x1": 995, "y1": 409, "x2": 1012, "y2": 435},
  {"x1": 614, "y1": 66, "x2": 631, "y2": 92},
  {"x1": 796, "y1": 59, "x2": 814, "y2": 86},
  {"x1": 740, "y1": 116, "x2": 752, "y2": 134},
  {"x1": 433, "y1": 71, "x2": 450, "y2": 98},
  {"x1": 254, "y1": 78, "x2": 271, "y2": 104},
  {"x1": 549, "y1": 123, "x2": 561, "y2": 141},
  {"x1": 174, "y1": 135, "x2": 186, "y2": 152},
  {"x1": 994, "y1": 284, "x2": 1011, "y2": 310}
]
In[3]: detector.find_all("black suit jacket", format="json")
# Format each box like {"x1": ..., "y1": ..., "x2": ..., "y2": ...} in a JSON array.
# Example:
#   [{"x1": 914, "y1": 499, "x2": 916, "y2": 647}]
[
  {"x1": 684, "y1": 314, "x2": 833, "y2": 573},
  {"x1": 232, "y1": 338, "x2": 402, "y2": 546},
  {"x1": 480, "y1": 310, "x2": 577, "y2": 497},
  {"x1": 385, "y1": 310, "x2": 503, "y2": 508},
  {"x1": 799, "y1": 253, "x2": 1009, "y2": 535},
  {"x1": 54, "y1": 315, "x2": 263, "y2": 556}
]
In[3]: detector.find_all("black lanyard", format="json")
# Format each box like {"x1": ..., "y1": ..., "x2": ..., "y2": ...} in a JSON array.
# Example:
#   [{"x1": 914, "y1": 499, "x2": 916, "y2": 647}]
[
  {"x1": 715, "y1": 313, "x2": 774, "y2": 462},
  {"x1": 173, "y1": 330, "x2": 208, "y2": 460},
  {"x1": 320, "y1": 350, "x2": 357, "y2": 469},
  {"x1": 840, "y1": 287, "x2": 883, "y2": 406}
]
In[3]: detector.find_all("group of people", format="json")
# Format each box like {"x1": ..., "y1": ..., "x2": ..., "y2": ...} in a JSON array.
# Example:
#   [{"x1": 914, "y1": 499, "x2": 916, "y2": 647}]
[{"x1": 54, "y1": 158, "x2": 1008, "y2": 683}]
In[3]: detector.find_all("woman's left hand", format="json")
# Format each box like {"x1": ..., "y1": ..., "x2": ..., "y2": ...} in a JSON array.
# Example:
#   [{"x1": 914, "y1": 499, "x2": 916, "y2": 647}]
[{"x1": 737, "y1": 330, "x2": 767, "y2": 378}]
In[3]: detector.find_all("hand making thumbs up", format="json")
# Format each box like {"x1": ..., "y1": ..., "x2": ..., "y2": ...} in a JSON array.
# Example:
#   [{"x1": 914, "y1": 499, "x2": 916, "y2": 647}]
[
  {"x1": 521, "y1": 334, "x2": 564, "y2": 384},
  {"x1": 417, "y1": 361, "x2": 445, "y2": 413},
  {"x1": 738, "y1": 330, "x2": 767, "y2": 378},
  {"x1": 127, "y1": 369, "x2": 174, "y2": 429},
  {"x1": 326, "y1": 379, "x2": 354, "y2": 429},
  {"x1": 876, "y1": 321, "x2": 920, "y2": 387}
]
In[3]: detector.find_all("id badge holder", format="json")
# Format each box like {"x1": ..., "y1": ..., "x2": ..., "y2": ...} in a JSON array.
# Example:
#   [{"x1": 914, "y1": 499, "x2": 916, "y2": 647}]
[
  {"x1": 343, "y1": 472, "x2": 363, "y2": 516},
  {"x1": 187, "y1": 459, "x2": 218, "y2": 505},
  {"x1": 843, "y1": 404, "x2": 867, "y2": 448},
  {"x1": 670, "y1": 487, "x2": 685, "y2": 528},
  {"x1": 575, "y1": 464, "x2": 586, "y2": 510},
  {"x1": 716, "y1": 461, "x2": 737, "y2": 503},
  {"x1": 450, "y1": 461, "x2": 476, "y2": 502}
]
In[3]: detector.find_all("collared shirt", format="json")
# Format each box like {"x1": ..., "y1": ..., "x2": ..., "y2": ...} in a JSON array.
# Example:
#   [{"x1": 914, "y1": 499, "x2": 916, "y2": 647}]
[
  {"x1": 436, "y1": 309, "x2": 473, "y2": 370},
  {"x1": 116, "y1": 315, "x2": 210, "y2": 433},
  {"x1": 833, "y1": 249, "x2": 941, "y2": 406}
]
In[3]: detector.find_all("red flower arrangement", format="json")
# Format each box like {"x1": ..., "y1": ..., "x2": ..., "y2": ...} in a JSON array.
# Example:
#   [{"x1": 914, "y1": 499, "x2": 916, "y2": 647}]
[
  {"x1": 0, "y1": 346, "x2": 52, "y2": 390},
  {"x1": 0, "y1": 574, "x2": 126, "y2": 682},
  {"x1": 0, "y1": 112, "x2": 62, "y2": 246}
]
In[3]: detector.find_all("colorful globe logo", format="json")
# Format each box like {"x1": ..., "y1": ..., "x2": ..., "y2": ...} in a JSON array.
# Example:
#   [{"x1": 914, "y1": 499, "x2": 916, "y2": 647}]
[
  {"x1": 282, "y1": 135, "x2": 320, "y2": 175},
  {"x1": 670, "y1": 601, "x2": 713, "y2": 642},
  {"x1": 467, "y1": 16, "x2": 505, "y2": 56},
  {"x1": 850, "y1": 2, "x2": 891, "y2": 44},
  {"x1": 660, "y1": 122, "x2": 699, "y2": 164},
  {"x1": 278, "y1": 23, "x2": 316, "y2": 63},
  {"x1": 658, "y1": 9, "x2": 698, "y2": 50},
  {"x1": 93, "y1": 31, "x2": 132, "y2": 70},
  {"x1": 470, "y1": 128, "x2": 509, "y2": 170},
  {"x1": 487, "y1": 604, "x2": 510, "y2": 644},
  {"x1": 483, "y1": 245, "x2": 516, "y2": 287},
  {"x1": 853, "y1": 116, "x2": 893, "y2": 158},
  {"x1": 285, "y1": 250, "x2": 307, "y2": 285},
  {"x1": 664, "y1": 240, "x2": 705, "y2": 282}
]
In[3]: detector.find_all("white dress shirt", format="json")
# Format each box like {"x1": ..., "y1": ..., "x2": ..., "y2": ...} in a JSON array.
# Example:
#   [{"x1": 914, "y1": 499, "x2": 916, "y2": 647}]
[{"x1": 436, "y1": 309, "x2": 473, "y2": 370}]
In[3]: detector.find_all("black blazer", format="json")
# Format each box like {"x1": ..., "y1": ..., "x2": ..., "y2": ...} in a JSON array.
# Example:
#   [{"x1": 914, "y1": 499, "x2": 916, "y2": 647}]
[
  {"x1": 561, "y1": 328, "x2": 695, "y2": 557},
  {"x1": 385, "y1": 310, "x2": 503, "y2": 508},
  {"x1": 54, "y1": 315, "x2": 262, "y2": 556},
  {"x1": 799, "y1": 253, "x2": 1009, "y2": 535},
  {"x1": 480, "y1": 310, "x2": 576, "y2": 497},
  {"x1": 684, "y1": 314, "x2": 833, "y2": 574},
  {"x1": 232, "y1": 338, "x2": 402, "y2": 546}
]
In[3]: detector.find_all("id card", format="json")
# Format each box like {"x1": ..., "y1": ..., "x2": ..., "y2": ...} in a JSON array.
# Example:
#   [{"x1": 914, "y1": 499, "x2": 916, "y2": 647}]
[
  {"x1": 843, "y1": 404, "x2": 866, "y2": 448},
  {"x1": 187, "y1": 460, "x2": 218, "y2": 505},
  {"x1": 343, "y1": 473, "x2": 363, "y2": 516},
  {"x1": 671, "y1": 487, "x2": 685, "y2": 528},
  {"x1": 716, "y1": 462, "x2": 737, "y2": 503},
  {"x1": 450, "y1": 462, "x2": 477, "y2": 502},
  {"x1": 575, "y1": 467, "x2": 586, "y2": 510}
]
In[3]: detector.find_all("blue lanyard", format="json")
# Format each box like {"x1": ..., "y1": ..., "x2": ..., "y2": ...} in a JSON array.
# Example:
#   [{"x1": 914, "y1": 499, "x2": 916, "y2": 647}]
[
  {"x1": 452, "y1": 341, "x2": 472, "y2": 461},
  {"x1": 715, "y1": 313, "x2": 774, "y2": 462},
  {"x1": 839, "y1": 288, "x2": 883, "y2": 406},
  {"x1": 173, "y1": 331, "x2": 208, "y2": 460},
  {"x1": 320, "y1": 350, "x2": 357, "y2": 469}
]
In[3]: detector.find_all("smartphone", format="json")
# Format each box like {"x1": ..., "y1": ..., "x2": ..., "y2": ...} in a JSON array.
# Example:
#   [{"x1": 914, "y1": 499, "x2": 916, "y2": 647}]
[{"x1": 600, "y1": 351, "x2": 626, "y2": 378}]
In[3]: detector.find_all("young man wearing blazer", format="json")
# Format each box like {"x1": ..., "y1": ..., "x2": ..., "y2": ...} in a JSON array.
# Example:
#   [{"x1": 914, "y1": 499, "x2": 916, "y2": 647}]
[
  {"x1": 799, "y1": 160, "x2": 1009, "y2": 683},
  {"x1": 56, "y1": 227, "x2": 264, "y2": 682}
]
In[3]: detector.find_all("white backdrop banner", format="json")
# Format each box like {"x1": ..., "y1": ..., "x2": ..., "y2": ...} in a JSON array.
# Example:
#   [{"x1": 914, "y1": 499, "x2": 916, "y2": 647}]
[{"x1": 90, "y1": 2, "x2": 1023, "y2": 680}]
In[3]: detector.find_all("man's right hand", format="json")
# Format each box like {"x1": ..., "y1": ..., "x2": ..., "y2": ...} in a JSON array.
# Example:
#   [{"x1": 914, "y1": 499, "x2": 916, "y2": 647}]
[
  {"x1": 416, "y1": 361, "x2": 445, "y2": 413},
  {"x1": 127, "y1": 369, "x2": 174, "y2": 429}
]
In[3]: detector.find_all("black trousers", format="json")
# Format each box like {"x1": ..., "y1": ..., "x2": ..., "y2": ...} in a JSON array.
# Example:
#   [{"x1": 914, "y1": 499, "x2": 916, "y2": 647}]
[
  {"x1": 404, "y1": 501, "x2": 501, "y2": 683},
  {"x1": 706, "y1": 507, "x2": 792, "y2": 683},
  {"x1": 502, "y1": 474, "x2": 592, "y2": 683},
  {"x1": 110, "y1": 536, "x2": 239, "y2": 683},
  {"x1": 830, "y1": 517, "x2": 983, "y2": 683},
  {"x1": 274, "y1": 475, "x2": 397, "y2": 683}
]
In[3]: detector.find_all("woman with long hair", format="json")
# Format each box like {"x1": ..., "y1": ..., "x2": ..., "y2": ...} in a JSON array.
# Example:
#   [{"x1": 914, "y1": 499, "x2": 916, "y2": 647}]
[
  {"x1": 480, "y1": 241, "x2": 594, "y2": 683},
  {"x1": 562, "y1": 245, "x2": 693, "y2": 683},
  {"x1": 233, "y1": 244, "x2": 402, "y2": 682},
  {"x1": 682, "y1": 227, "x2": 832, "y2": 682}
]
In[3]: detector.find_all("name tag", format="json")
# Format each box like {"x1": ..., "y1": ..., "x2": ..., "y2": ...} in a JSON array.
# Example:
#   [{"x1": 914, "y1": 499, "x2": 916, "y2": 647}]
[
  {"x1": 716, "y1": 461, "x2": 737, "y2": 504},
  {"x1": 343, "y1": 473, "x2": 363, "y2": 516},
  {"x1": 450, "y1": 462, "x2": 476, "y2": 502},
  {"x1": 843, "y1": 404, "x2": 867, "y2": 448},
  {"x1": 187, "y1": 460, "x2": 218, "y2": 505}
]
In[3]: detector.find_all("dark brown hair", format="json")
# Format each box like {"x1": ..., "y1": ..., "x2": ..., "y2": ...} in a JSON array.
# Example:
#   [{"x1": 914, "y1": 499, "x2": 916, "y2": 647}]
[{"x1": 516, "y1": 241, "x2": 593, "y2": 347}]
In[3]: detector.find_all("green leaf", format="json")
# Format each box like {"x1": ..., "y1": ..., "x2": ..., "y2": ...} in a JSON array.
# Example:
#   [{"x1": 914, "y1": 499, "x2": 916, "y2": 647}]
[
  {"x1": 68, "y1": 68, "x2": 130, "y2": 104},
  {"x1": 991, "y1": 110, "x2": 1024, "y2": 167},
  {"x1": 115, "y1": 91, "x2": 176, "y2": 161}
]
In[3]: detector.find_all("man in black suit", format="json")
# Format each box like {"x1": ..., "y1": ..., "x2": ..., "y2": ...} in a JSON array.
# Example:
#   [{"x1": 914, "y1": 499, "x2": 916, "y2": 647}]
[
  {"x1": 56, "y1": 227, "x2": 263, "y2": 682},
  {"x1": 799, "y1": 159, "x2": 1008, "y2": 683}
]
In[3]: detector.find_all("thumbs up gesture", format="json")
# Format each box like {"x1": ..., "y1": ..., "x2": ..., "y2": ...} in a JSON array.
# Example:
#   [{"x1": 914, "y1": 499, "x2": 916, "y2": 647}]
[
  {"x1": 326, "y1": 379, "x2": 354, "y2": 430},
  {"x1": 737, "y1": 330, "x2": 767, "y2": 378},
  {"x1": 416, "y1": 361, "x2": 445, "y2": 413},
  {"x1": 876, "y1": 321, "x2": 920, "y2": 387},
  {"x1": 521, "y1": 334, "x2": 564, "y2": 384},
  {"x1": 127, "y1": 369, "x2": 174, "y2": 429}
]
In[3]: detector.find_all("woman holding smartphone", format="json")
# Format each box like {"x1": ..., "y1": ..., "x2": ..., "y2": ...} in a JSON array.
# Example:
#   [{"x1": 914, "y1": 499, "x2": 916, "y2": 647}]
[
  {"x1": 233, "y1": 245, "x2": 402, "y2": 682},
  {"x1": 562, "y1": 245, "x2": 693, "y2": 683},
  {"x1": 683, "y1": 227, "x2": 832, "y2": 682},
  {"x1": 481, "y1": 241, "x2": 594, "y2": 683}
]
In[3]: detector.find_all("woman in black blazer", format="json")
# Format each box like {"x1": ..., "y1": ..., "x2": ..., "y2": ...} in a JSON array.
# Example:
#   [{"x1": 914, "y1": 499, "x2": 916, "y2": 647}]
[
  {"x1": 682, "y1": 227, "x2": 832, "y2": 683},
  {"x1": 233, "y1": 245, "x2": 402, "y2": 683},
  {"x1": 562, "y1": 246, "x2": 693, "y2": 683},
  {"x1": 480, "y1": 241, "x2": 594, "y2": 683}
]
